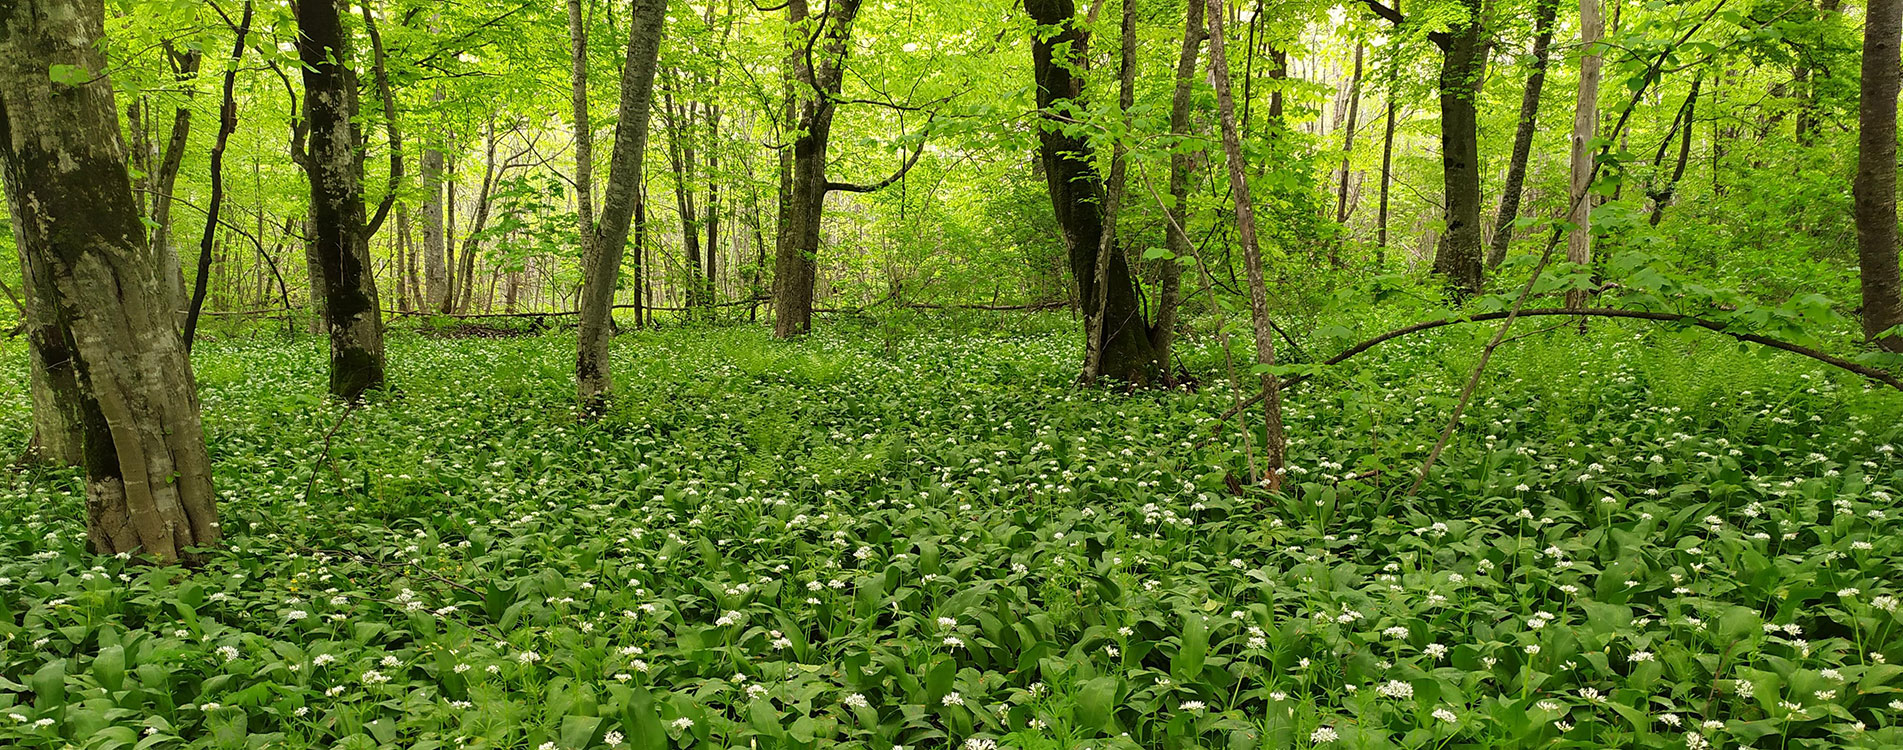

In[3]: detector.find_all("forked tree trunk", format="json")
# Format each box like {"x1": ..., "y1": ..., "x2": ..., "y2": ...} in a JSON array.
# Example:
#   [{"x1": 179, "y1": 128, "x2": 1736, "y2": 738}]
[
  {"x1": 1082, "y1": 0, "x2": 1139, "y2": 382},
  {"x1": 0, "y1": 0, "x2": 219, "y2": 561},
  {"x1": 577, "y1": 0, "x2": 666, "y2": 413},
  {"x1": 1334, "y1": 42, "x2": 1364, "y2": 229},
  {"x1": 1486, "y1": 0, "x2": 1557, "y2": 268},
  {"x1": 1026, "y1": 0, "x2": 1159, "y2": 384},
  {"x1": 1205, "y1": 0, "x2": 1286, "y2": 488},
  {"x1": 772, "y1": 0, "x2": 865, "y2": 338},
  {"x1": 1150, "y1": 0, "x2": 1205, "y2": 373},
  {"x1": 296, "y1": 0, "x2": 386, "y2": 399},
  {"x1": 1857, "y1": 0, "x2": 1903, "y2": 351},
  {"x1": 1565, "y1": 0, "x2": 1602, "y2": 310}
]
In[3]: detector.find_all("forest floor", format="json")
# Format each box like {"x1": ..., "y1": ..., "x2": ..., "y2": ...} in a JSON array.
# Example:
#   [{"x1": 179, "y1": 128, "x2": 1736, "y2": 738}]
[{"x1": 2, "y1": 316, "x2": 1902, "y2": 749}]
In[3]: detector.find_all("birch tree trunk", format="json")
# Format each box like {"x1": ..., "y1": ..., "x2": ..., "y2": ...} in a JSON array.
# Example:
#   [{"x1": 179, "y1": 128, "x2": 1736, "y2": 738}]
[
  {"x1": 1566, "y1": 0, "x2": 1603, "y2": 310},
  {"x1": 1205, "y1": 0, "x2": 1285, "y2": 488},
  {"x1": 0, "y1": 0, "x2": 220, "y2": 562},
  {"x1": 577, "y1": 0, "x2": 667, "y2": 413}
]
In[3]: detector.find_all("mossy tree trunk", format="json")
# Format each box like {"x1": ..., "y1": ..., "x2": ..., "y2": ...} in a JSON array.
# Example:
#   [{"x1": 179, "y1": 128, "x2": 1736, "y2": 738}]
[{"x1": 0, "y1": 0, "x2": 220, "y2": 561}]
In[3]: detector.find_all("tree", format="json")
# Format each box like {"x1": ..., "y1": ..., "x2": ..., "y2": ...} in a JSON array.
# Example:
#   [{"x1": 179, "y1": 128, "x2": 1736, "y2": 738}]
[
  {"x1": 1357, "y1": 0, "x2": 1488, "y2": 295},
  {"x1": 1205, "y1": 0, "x2": 1286, "y2": 488},
  {"x1": 1151, "y1": 0, "x2": 1207, "y2": 374},
  {"x1": 577, "y1": 0, "x2": 668, "y2": 414},
  {"x1": 295, "y1": 0, "x2": 392, "y2": 399},
  {"x1": 1025, "y1": 0, "x2": 1160, "y2": 384},
  {"x1": 1566, "y1": 0, "x2": 1602, "y2": 310},
  {"x1": 1486, "y1": 0, "x2": 1558, "y2": 268},
  {"x1": 1856, "y1": 0, "x2": 1903, "y2": 351},
  {"x1": 0, "y1": 0, "x2": 219, "y2": 561},
  {"x1": 771, "y1": 0, "x2": 927, "y2": 338}
]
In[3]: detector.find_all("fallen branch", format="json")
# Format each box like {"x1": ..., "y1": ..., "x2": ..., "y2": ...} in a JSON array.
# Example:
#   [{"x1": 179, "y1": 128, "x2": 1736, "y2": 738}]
[{"x1": 1205, "y1": 307, "x2": 1903, "y2": 437}]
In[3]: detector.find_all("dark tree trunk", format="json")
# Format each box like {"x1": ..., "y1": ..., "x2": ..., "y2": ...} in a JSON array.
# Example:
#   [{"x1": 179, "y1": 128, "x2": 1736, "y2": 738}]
[
  {"x1": 295, "y1": 0, "x2": 386, "y2": 399},
  {"x1": 577, "y1": 0, "x2": 666, "y2": 412},
  {"x1": 1648, "y1": 77, "x2": 1699, "y2": 227},
  {"x1": 1377, "y1": 78, "x2": 1397, "y2": 266},
  {"x1": 184, "y1": 1, "x2": 253, "y2": 350},
  {"x1": 1026, "y1": 0, "x2": 1159, "y2": 384},
  {"x1": 1856, "y1": 0, "x2": 1903, "y2": 350},
  {"x1": 0, "y1": 0, "x2": 219, "y2": 562},
  {"x1": 151, "y1": 46, "x2": 201, "y2": 318},
  {"x1": 772, "y1": 0, "x2": 866, "y2": 338},
  {"x1": 1431, "y1": 2, "x2": 1487, "y2": 296},
  {"x1": 1485, "y1": 0, "x2": 1557, "y2": 268},
  {"x1": 1335, "y1": 42, "x2": 1365, "y2": 231}
]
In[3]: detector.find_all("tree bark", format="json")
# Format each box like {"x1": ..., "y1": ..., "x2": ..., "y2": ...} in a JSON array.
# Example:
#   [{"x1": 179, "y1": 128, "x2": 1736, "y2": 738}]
[
  {"x1": 1485, "y1": 0, "x2": 1557, "y2": 268},
  {"x1": 1648, "y1": 77, "x2": 1698, "y2": 227},
  {"x1": 0, "y1": 0, "x2": 219, "y2": 561},
  {"x1": 455, "y1": 121, "x2": 498, "y2": 314},
  {"x1": 772, "y1": 0, "x2": 867, "y2": 338},
  {"x1": 296, "y1": 0, "x2": 386, "y2": 399},
  {"x1": 1151, "y1": 0, "x2": 1206, "y2": 373},
  {"x1": 1857, "y1": 0, "x2": 1903, "y2": 350},
  {"x1": 1205, "y1": 0, "x2": 1285, "y2": 488},
  {"x1": 1082, "y1": 0, "x2": 1139, "y2": 382},
  {"x1": 1377, "y1": 71, "x2": 1397, "y2": 266},
  {"x1": 577, "y1": 0, "x2": 666, "y2": 413},
  {"x1": 151, "y1": 45, "x2": 201, "y2": 320},
  {"x1": 184, "y1": 0, "x2": 253, "y2": 350},
  {"x1": 1566, "y1": 0, "x2": 1602, "y2": 310},
  {"x1": 1026, "y1": 0, "x2": 1159, "y2": 383},
  {"x1": 423, "y1": 88, "x2": 449, "y2": 312},
  {"x1": 1431, "y1": 0, "x2": 1487, "y2": 297},
  {"x1": 1334, "y1": 42, "x2": 1365, "y2": 230}
]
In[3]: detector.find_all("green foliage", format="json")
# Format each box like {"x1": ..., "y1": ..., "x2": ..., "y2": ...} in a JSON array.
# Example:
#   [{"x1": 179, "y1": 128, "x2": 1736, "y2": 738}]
[{"x1": 3, "y1": 318, "x2": 1901, "y2": 749}]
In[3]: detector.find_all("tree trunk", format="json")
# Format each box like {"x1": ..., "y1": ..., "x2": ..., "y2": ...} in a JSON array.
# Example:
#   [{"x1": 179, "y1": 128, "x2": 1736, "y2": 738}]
[
  {"x1": 1485, "y1": 0, "x2": 1557, "y2": 268},
  {"x1": 772, "y1": 0, "x2": 867, "y2": 338},
  {"x1": 183, "y1": 1, "x2": 252, "y2": 350},
  {"x1": 422, "y1": 87, "x2": 449, "y2": 313},
  {"x1": 1205, "y1": 0, "x2": 1285, "y2": 488},
  {"x1": 662, "y1": 83, "x2": 706, "y2": 317},
  {"x1": 1151, "y1": 0, "x2": 1205, "y2": 373},
  {"x1": 18, "y1": 239, "x2": 85, "y2": 466},
  {"x1": 1857, "y1": 0, "x2": 1903, "y2": 350},
  {"x1": 296, "y1": 0, "x2": 386, "y2": 399},
  {"x1": 1334, "y1": 42, "x2": 1365, "y2": 230},
  {"x1": 568, "y1": 0, "x2": 597, "y2": 291},
  {"x1": 1082, "y1": 0, "x2": 1139, "y2": 382},
  {"x1": 1566, "y1": 0, "x2": 1602, "y2": 310},
  {"x1": 455, "y1": 123, "x2": 495, "y2": 314},
  {"x1": 0, "y1": 0, "x2": 219, "y2": 562},
  {"x1": 577, "y1": 0, "x2": 666, "y2": 413},
  {"x1": 151, "y1": 46, "x2": 201, "y2": 321},
  {"x1": 1377, "y1": 73, "x2": 1397, "y2": 266},
  {"x1": 1026, "y1": 0, "x2": 1159, "y2": 384},
  {"x1": 1648, "y1": 77, "x2": 1698, "y2": 227},
  {"x1": 1431, "y1": 2, "x2": 1487, "y2": 297}
]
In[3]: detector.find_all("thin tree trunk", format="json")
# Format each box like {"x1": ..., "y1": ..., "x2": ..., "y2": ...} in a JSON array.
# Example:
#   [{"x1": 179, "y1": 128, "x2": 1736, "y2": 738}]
[
  {"x1": 1151, "y1": 0, "x2": 1205, "y2": 373},
  {"x1": 1566, "y1": 0, "x2": 1602, "y2": 310},
  {"x1": 184, "y1": 1, "x2": 253, "y2": 350},
  {"x1": 151, "y1": 46, "x2": 202, "y2": 320},
  {"x1": 1334, "y1": 42, "x2": 1364, "y2": 231},
  {"x1": 1649, "y1": 77, "x2": 1699, "y2": 227},
  {"x1": 0, "y1": 0, "x2": 219, "y2": 562},
  {"x1": 422, "y1": 91, "x2": 449, "y2": 313},
  {"x1": 568, "y1": 0, "x2": 597, "y2": 295},
  {"x1": 1377, "y1": 71, "x2": 1397, "y2": 266},
  {"x1": 1205, "y1": 0, "x2": 1285, "y2": 488},
  {"x1": 1856, "y1": 0, "x2": 1903, "y2": 350},
  {"x1": 455, "y1": 122, "x2": 495, "y2": 313},
  {"x1": 1486, "y1": 0, "x2": 1557, "y2": 268},
  {"x1": 577, "y1": 0, "x2": 666, "y2": 413},
  {"x1": 1083, "y1": 0, "x2": 1139, "y2": 382}
]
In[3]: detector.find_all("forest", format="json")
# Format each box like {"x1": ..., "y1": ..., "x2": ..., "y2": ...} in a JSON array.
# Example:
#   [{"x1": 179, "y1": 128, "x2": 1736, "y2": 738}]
[{"x1": 3, "y1": 0, "x2": 1903, "y2": 747}]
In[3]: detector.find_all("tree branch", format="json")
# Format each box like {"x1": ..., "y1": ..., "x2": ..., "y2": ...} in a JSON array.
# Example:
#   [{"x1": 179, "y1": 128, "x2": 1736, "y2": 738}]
[
  {"x1": 361, "y1": 2, "x2": 403, "y2": 238},
  {"x1": 824, "y1": 123, "x2": 930, "y2": 193}
]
